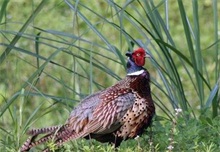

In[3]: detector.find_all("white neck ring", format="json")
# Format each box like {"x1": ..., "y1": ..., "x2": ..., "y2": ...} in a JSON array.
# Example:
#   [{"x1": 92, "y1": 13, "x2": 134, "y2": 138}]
[{"x1": 127, "y1": 69, "x2": 144, "y2": 76}]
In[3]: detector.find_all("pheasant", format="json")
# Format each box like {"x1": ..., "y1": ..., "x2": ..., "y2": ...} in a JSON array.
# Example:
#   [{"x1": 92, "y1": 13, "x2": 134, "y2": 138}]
[{"x1": 20, "y1": 48, "x2": 155, "y2": 151}]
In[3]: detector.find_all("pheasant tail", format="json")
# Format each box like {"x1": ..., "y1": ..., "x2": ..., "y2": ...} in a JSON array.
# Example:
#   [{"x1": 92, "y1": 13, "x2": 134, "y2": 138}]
[
  {"x1": 28, "y1": 125, "x2": 62, "y2": 136},
  {"x1": 20, "y1": 124, "x2": 70, "y2": 151}
]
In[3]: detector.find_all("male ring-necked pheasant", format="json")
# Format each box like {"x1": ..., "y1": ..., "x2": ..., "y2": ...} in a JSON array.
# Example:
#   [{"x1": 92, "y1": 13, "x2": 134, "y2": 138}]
[{"x1": 20, "y1": 48, "x2": 155, "y2": 151}]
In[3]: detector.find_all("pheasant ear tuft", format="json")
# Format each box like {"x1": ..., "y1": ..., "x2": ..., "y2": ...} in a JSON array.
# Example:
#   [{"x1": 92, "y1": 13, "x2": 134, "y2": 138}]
[{"x1": 125, "y1": 52, "x2": 132, "y2": 57}]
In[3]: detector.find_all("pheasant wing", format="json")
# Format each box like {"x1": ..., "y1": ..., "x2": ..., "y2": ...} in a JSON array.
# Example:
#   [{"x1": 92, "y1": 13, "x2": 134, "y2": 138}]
[{"x1": 72, "y1": 89, "x2": 135, "y2": 136}]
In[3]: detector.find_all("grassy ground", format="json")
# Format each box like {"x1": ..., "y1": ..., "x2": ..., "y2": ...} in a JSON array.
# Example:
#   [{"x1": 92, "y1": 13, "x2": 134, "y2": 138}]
[{"x1": 0, "y1": 0, "x2": 219, "y2": 151}]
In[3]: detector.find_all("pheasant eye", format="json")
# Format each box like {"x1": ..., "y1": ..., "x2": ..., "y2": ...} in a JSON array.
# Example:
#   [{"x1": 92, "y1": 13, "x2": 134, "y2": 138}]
[{"x1": 136, "y1": 53, "x2": 140, "y2": 56}]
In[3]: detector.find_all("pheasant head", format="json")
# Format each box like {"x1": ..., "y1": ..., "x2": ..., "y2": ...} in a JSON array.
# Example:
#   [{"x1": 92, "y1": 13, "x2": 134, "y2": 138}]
[{"x1": 126, "y1": 48, "x2": 150, "y2": 75}]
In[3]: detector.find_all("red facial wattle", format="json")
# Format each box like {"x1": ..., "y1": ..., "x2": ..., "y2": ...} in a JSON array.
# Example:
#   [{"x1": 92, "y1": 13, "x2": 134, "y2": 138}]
[
  {"x1": 132, "y1": 48, "x2": 146, "y2": 66},
  {"x1": 134, "y1": 56, "x2": 145, "y2": 66}
]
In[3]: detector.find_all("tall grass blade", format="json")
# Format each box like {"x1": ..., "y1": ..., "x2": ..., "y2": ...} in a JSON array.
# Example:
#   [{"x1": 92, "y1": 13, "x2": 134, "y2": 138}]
[
  {"x1": 212, "y1": 0, "x2": 219, "y2": 81},
  {"x1": 0, "y1": 0, "x2": 47, "y2": 64},
  {"x1": 0, "y1": 48, "x2": 62, "y2": 117},
  {"x1": 178, "y1": 0, "x2": 204, "y2": 108},
  {"x1": 205, "y1": 79, "x2": 219, "y2": 117},
  {"x1": 192, "y1": 0, "x2": 204, "y2": 106},
  {"x1": 65, "y1": 0, "x2": 117, "y2": 55},
  {"x1": 0, "y1": 0, "x2": 9, "y2": 23}
]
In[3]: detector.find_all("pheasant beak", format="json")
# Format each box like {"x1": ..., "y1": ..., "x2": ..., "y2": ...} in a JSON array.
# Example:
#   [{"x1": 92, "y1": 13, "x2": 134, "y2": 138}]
[{"x1": 145, "y1": 53, "x2": 151, "y2": 58}]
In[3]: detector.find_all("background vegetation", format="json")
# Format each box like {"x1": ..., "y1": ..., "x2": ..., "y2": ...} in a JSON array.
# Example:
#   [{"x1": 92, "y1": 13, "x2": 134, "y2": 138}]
[{"x1": 0, "y1": 0, "x2": 219, "y2": 151}]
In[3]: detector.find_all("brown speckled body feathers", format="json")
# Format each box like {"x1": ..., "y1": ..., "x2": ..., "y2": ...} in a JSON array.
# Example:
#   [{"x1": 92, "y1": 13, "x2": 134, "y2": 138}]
[{"x1": 20, "y1": 48, "x2": 155, "y2": 151}]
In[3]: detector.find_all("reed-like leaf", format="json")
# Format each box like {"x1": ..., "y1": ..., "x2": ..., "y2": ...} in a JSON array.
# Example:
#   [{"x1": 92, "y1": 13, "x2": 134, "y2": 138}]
[
  {"x1": 0, "y1": 0, "x2": 47, "y2": 64},
  {"x1": 0, "y1": 0, "x2": 9, "y2": 24}
]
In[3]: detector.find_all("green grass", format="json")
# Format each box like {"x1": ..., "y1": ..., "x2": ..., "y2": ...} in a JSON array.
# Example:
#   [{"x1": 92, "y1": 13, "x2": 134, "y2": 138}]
[{"x1": 0, "y1": 0, "x2": 219, "y2": 151}]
